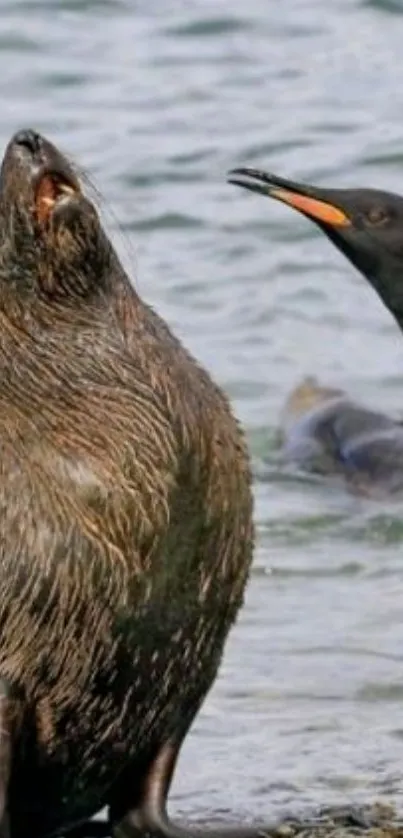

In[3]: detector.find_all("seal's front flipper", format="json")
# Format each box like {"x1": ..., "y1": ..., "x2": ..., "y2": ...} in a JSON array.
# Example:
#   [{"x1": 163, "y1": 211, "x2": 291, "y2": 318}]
[
  {"x1": 110, "y1": 739, "x2": 274, "y2": 838},
  {"x1": 109, "y1": 739, "x2": 179, "y2": 837}
]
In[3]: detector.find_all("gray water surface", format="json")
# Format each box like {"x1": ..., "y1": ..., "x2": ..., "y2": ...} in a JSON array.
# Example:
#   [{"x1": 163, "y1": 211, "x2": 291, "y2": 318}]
[{"x1": 2, "y1": 0, "x2": 403, "y2": 826}]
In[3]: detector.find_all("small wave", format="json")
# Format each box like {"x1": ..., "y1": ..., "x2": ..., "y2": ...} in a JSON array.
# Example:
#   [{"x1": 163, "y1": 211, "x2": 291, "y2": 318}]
[
  {"x1": 362, "y1": 0, "x2": 403, "y2": 14},
  {"x1": 164, "y1": 16, "x2": 248, "y2": 38}
]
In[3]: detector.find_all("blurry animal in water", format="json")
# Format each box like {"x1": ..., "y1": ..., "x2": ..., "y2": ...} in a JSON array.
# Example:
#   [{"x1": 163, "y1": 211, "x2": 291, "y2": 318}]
[{"x1": 278, "y1": 376, "x2": 403, "y2": 494}]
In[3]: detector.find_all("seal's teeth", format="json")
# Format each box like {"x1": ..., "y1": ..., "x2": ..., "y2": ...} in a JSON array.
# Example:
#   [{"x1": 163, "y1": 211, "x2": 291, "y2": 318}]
[{"x1": 59, "y1": 183, "x2": 76, "y2": 196}]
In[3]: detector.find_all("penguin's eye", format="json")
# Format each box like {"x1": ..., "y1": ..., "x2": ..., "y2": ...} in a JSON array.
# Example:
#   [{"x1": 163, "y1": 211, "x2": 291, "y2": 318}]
[{"x1": 365, "y1": 206, "x2": 389, "y2": 227}]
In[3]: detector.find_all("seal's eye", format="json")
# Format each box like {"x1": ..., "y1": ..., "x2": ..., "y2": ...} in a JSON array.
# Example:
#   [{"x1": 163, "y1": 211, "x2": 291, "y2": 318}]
[
  {"x1": 365, "y1": 206, "x2": 389, "y2": 227},
  {"x1": 35, "y1": 173, "x2": 80, "y2": 226}
]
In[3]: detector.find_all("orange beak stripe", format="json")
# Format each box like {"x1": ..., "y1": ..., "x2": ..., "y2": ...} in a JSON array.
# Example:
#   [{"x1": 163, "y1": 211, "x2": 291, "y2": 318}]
[{"x1": 271, "y1": 188, "x2": 351, "y2": 227}]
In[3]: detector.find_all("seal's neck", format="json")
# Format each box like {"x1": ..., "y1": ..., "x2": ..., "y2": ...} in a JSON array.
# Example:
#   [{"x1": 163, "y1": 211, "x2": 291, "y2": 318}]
[{"x1": 0, "y1": 243, "x2": 142, "y2": 347}]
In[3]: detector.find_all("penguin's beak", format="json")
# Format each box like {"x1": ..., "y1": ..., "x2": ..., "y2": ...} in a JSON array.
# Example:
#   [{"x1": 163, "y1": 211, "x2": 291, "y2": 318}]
[{"x1": 227, "y1": 167, "x2": 351, "y2": 228}]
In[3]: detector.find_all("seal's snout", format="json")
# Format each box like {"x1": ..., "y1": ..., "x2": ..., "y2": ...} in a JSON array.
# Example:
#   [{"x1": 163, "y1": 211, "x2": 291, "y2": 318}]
[
  {"x1": 12, "y1": 129, "x2": 43, "y2": 157},
  {"x1": 11, "y1": 129, "x2": 62, "y2": 169},
  {"x1": 4, "y1": 129, "x2": 82, "y2": 228}
]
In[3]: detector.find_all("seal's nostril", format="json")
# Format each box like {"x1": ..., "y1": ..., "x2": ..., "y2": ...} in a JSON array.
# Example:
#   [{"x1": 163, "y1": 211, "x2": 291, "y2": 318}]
[{"x1": 13, "y1": 130, "x2": 42, "y2": 156}]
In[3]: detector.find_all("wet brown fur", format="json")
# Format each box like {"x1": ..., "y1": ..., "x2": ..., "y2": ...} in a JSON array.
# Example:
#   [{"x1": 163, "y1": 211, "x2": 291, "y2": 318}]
[{"x1": 0, "y1": 133, "x2": 254, "y2": 837}]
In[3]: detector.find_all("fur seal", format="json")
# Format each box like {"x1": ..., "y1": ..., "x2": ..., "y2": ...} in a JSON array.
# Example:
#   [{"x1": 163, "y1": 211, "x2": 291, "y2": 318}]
[{"x1": 0, "y1": 130, "x2": 265, "y2": 838}]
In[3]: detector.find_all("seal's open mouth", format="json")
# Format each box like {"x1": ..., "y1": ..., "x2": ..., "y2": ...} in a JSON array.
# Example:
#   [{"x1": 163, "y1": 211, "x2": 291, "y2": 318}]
[{"x1": 35, "y1": 172, "x2": 80, "y2": 225}]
